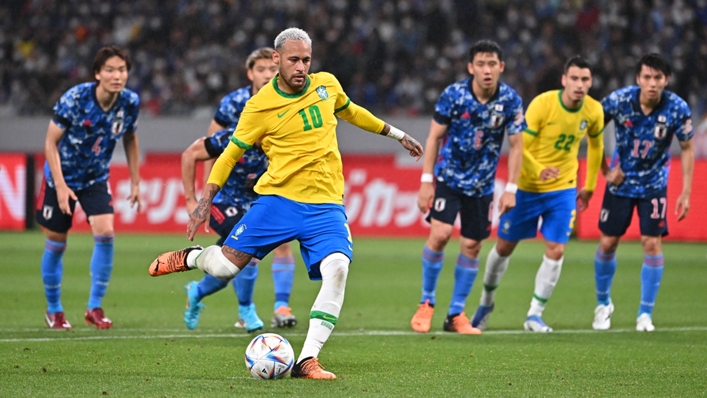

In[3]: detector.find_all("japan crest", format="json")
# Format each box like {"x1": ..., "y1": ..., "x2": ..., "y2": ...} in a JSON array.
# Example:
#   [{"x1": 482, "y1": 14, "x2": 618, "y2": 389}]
[
  {"x1": 654, "y1": 123, "x2": 668, "y2": 139},
  {"x1": 490, "y1": 112, "x2": 504, "y2": 128},
  {"x1": 111, "y1": 109, "x2": 125, "y2": 136}
]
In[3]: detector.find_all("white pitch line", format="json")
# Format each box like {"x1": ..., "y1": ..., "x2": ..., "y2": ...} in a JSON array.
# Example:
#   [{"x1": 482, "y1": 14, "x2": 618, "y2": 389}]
[{"x1": 1, "y1": 326, "x2": 707, "y2": 343}]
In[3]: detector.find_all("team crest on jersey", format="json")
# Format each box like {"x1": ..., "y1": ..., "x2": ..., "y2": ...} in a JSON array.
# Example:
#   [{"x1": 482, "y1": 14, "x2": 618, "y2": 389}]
[
  {"x1": 111, "y1": 109, "x2": 125, "y2": 136},
  {"x1": 434, "y1": 198, "x2": 446, "y2": 212},
  {"x1": 316, "y1": 85, "x2": 329, "y2": 99},
  {"x1": 654, "y1": 122, "x2": 668, "y2": 139},
  {"x1": 43, "y1": 205, "x2": 53, "y2": 220},
  {"x1": 225, "y1": 207, "x2": 239, "y2": 217},
  {"x1": 579, "y1": 120, "x2": 588, "y2": 130},
  {"x1": 494, "y1": 104, "x2": 504, "y2": 111},
  {"x1": 231, "y1": 224, "x2": 247, "y2": 240},
  {"x1": 490, "y1": 112, "x2": 504, "y2": 128}
]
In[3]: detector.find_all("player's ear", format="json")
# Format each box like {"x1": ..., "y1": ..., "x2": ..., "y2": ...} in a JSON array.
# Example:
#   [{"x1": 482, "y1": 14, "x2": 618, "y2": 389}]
[
  {"x1": 272, "y1": 51, "x2": 280, "y2": 64},
  {"x1": 499, "y1": 61, "x2": 505, "y2": 73},
  {"x1": 247, "y1": 69, "x2": 254, "y2": 81},
  {"x1": 467, "y1": 62, "x2": 473, "y2": 75}
]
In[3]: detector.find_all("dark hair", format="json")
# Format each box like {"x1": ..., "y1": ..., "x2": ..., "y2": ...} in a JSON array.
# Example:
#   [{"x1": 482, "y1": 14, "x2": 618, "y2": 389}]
[
  {"x1": 635, "y1": 53, "x2": 671, "y2": 77},
  {"x1": 245, "y1": 47, "x2": 274, "y2": 70},
  {"x1": 564, "y1": 56, "x2": 591, "y2": 74},
  {"x1": 469, "y1": 40, "x2": 503, "y2": 63},
  {"x1": 92, "y1": 46, "x2": 131, "y2": 75}
]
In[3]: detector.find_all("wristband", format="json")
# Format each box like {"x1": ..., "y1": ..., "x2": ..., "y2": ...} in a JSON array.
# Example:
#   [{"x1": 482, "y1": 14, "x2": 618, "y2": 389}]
[
  {"x1": 505, "y1": 182, "x2": 518, "y2": 194},
  {"x1": 421, "y1": 173, "x2": 434, "y2": 183},
  {"x1": 386, "y1": 126, "x2": 405, "y2": 141}
]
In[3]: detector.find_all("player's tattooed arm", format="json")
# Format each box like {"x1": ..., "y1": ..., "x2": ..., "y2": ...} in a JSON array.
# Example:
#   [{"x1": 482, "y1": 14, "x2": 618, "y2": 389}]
[
  {"x1": 187, "y1": 183, "x2": 220, "y2": 240},
  {"x1": 382, "y1": 123, "x2": 424, "y2": 160}
]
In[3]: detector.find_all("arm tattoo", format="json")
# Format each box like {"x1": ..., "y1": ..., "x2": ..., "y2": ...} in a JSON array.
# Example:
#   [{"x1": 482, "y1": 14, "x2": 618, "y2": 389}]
[{"x1": 193, "y1": 185, "x2": 219, "y2": 219}]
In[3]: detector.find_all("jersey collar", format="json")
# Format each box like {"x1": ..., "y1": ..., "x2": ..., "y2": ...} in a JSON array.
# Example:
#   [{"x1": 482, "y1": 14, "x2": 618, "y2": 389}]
[
  {"x1": 272, "y1": 74, "x2": 311, "y2": 98},
  {"x1": 468, "y1": 76, "x2": 500, "y2": 104},
  {"x1": 557, "y1": 89, "x2": 583, "y2": 113},
  {"x1": 632, "y1": 87, "x2": 666, "y2": 116}
]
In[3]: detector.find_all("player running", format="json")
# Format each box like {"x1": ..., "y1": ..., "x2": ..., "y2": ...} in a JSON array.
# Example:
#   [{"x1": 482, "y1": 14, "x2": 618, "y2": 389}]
[
  {"x1": 592, "y1": 53, "x2": 693, "y2": 332},
  {"x1": 410, "y1": 40, "x2": 525, "y2": 335},
  {"x1": 471, "y1": 56, "x2": 604, "y2": 332},
  {"x1": 37, "y1": 46, "x2": 141, "y2": 329},
  {"x1": 181, "y1": 48, "x2": 296, "y2": 332},
  {"x1": 148, "y1": 28, "x2": 423, "y2": 379}
]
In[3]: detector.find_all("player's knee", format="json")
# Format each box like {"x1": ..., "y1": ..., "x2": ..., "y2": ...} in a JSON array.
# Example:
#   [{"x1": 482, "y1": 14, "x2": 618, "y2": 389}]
[
  {"x1": 495, "y1": 238, "x2": 516, "y2": 257},
  {"x1": 460, "y1": 239, "x2": 482, "y2": 258},
  {"x1": 545, "y1": 244, "x2": 565, "y2": 261},
  {"x1": 641, "y1": 237, "x2": 661, "y2": 256},
  {"x1": 599, "y1": 235, "x2": 620, "y2": 254},
  {"x1": 273, "y1": 243, "x2": 293, "y2": 258},
  {"x1": 199, "y1": 245, "x2": 241, "y2": 279},
  {"x1": 320, "y1": 252, "x2": 349, "y2": 288},
  {"x1": 428, "y1": 227, "x2": 453, "y2": 250}
]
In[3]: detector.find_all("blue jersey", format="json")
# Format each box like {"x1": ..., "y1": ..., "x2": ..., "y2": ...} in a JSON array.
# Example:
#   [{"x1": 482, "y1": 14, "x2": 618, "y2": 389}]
[
  {"x1": 212, "y1": 86, "x2": 252, "y2": 128},
  {"x1": 602, "y1": 86, "x2": 692, "y2": 198},
  {"x1": 45, "y1": 82, "x2": 139, "y2": 190},
  {"x1": 204, "y1": 129, "x2": 268, "y2": 209},
  {"x1": 433, "y1": 78, "x2": 526, "y2": 197}
]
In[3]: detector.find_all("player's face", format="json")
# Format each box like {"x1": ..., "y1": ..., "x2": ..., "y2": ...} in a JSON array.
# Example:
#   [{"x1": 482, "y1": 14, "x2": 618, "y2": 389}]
[
  {"x1": 95, "y1": 56, "x2": 128, "y2": 94},
  {"x1": 468, "y1": 52, "x2": 505, "y2": 90},
  {"x1": 561, "y1": 66, "x2": 592, "y2": 102},
  {"x1": 272, "y1": 40, "x2": 312, "y2": 92},
  {"x1": 636, "y1": 65, "x2": 669, "y2": 101},
  {"x1": 247, "y1": 58, "x2": 278, "y2": 92}
]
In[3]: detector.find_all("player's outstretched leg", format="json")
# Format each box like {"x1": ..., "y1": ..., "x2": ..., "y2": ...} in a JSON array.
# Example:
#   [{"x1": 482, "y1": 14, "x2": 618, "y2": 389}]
[
  {"x1": 85, "y1": 235, "x2": 114, "y2": 329},
  {"x1": 472, "y1": 245, "x2": 510, "y2": 330},
  {"x1": 443, "y1": 254, "x2": 481, "y2": 335},
  {"x1": 524, "y1": 255, "x2": 563, "y2": 333},
  {"x1": 271, "y1": 255, "x2": 297, "y2": 328},
  {"x1": 149, "y1": 245, "x2": 241, "y2": 278},
  {"x1": 232, "y1": 260, "x2": 264, "y2": 333},
  {"x1": 183, "y1": 275, "x2": 229, "y2": 330},
  {"x1": 636, "y1": 253, "x2": 664, "y2": 332},
  {"x1": 411, "y1": 246, "x2": 444, "y2": 333},
  {"x1": 292, "y1": 253, "x2": 348, "y2": 380},
  {"x1": 593, "y1": 247, "x2": 617, "y2": 330}
]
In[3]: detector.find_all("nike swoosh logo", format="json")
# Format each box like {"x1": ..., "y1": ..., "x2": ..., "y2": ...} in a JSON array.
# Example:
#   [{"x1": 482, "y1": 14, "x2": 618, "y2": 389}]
[
  {"x1": 322, "y1": 315, "x2": 336, "y2": 321},
  {"x1": 45, "y1": 314, "x2": 54, "y2": 328},
  {"x1": 277, "y1": 110, "x2": 289, "y2": 118}
]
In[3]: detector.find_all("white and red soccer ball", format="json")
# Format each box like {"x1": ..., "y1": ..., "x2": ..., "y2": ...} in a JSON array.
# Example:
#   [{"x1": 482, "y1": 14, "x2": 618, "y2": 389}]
[{"x1": 244, "y1": 333, "x2": 295, "y2": 379}]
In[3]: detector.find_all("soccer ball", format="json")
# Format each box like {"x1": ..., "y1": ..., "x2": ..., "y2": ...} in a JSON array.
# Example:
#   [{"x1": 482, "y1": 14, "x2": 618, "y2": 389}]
[{"x1": 244, "y1": 333, "x2": 295, "y2": 379}]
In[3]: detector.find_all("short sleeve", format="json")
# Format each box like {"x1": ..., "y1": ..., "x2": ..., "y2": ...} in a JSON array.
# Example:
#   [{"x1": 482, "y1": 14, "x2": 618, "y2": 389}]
[
  {"x1": 213, "y1": 95, "x2": 237, "y2": 128},
  {"x1": 52, "y1": 87, "x2": 79, "y2": 129},
  {"x1": 505, "y1": 94, "x2": 526, "y2": 136},
  {"x1": 125, "y1": 94, "x2": 140, "y2": 134},
  {"x1": 674, "y1": 101, "x2": 693, "y2": 142},
  {"x1": 523, "y1": 95, "x2": 544, "y2": 136},
  {"x1": 433, "y1": 85, "x2": 456, "y2": 125},
  {"x1": 601, "y1": 91, "x2": 618, "y2": 126}
]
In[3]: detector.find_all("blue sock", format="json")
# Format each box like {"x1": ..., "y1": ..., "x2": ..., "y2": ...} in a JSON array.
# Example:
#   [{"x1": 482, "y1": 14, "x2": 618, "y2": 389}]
[
  {"x1": 594, "y1": 247, "x2": 617, "y2": 306},
  {"x1": 421, "y1": 246, "x2": 444, "y2": 305},
  {"x1": 448, "y1": 254, "x2": 479, "y2": 316},
  {"x1": 272, "y1": 256, "x2": 295, "y2": 310},
  {"x1": 42, "y1": 239, "x2": 66, "y2": 314},
  {"x1": 87, "y1": 235, "x2": 114, "y2": 310},
  {"x1": 234, "y1": 260, "x2": 259, "y2": 306},
  {"x1": 639, "y1": 254, "x2": 664, "y2": 316},
  {"x1": 196, "y1": 274, "x2": 229, "y2": 300}
]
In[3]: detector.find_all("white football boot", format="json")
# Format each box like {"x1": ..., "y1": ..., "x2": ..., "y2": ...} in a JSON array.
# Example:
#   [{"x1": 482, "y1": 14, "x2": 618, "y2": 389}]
[
  {"x1": 592, "y1": 303, "x2": 615, "y2": 330},
  {"x1": 636, "y1": 313, "x2": 655, "y2": 332}
]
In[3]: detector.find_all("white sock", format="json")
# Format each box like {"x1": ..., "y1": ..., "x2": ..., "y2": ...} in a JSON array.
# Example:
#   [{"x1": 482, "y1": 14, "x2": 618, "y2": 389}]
[
  {"x1": 186, "y1": 245, "x2": 241, "y2": 279},
  {"x1": 528, "y1": 255, "x2": 564, "y2": 317},
  {"x1": 298, "y1": 253, "x2": 349, "y2": 363},
  {"x1": 480, "y1": 245, "x2": 511, "y2": 306}
]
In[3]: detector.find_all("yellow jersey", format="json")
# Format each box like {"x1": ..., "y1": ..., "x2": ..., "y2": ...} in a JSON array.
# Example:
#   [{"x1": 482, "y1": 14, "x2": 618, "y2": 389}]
[
  {"x1": 217, "y1": 72, "x2": 385, "y2": 204},
  {"x1": 520, "y1": 90, "x2": 604, "y2": 193}
]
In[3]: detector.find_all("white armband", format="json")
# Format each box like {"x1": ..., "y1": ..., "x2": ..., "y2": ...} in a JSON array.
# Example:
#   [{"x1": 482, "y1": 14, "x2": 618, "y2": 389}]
[
  {"x1": 386, "y1": 126, "x2": 406, "y2": 141},
  {"x1": 505, "y1": 182, "x2": 518, "y2": 194},
  {"x1": 421, "y1": 173, "x2": 434, "y2": 183}
]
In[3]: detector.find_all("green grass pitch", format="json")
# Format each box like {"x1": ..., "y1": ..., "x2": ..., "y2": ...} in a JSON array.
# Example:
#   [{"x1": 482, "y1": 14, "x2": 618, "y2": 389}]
[{"x1": 1, "y1": 231, "x2": 706, "y2": 397}]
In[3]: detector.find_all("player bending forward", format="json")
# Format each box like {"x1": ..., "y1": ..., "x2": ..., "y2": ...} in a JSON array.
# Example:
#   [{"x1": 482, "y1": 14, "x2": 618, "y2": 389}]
[{"x1": 148, "y1": 28, "x2": 423, "y2": 379}]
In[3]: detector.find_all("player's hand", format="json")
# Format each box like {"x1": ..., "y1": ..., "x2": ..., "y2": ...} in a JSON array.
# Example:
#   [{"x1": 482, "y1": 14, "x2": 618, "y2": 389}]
[
  {"x1": 576, "y1": 189, "x2": 593, "y2": 213},
  {"x1": 185, "y1": 197, "x2": 198, "y2": 215},
  {"x1": 605, "y1": 167, "x2": 625, "y2": 186},
  {"x1": 417, "y1": 182, "x2": 435, "y2": 214},
  {"x1": 400, "y1": 134, "x2": 424, "y2": 161},
  {"x1": 539, "y1": 167, "x2": 560, "y2": 182},
  {"x1": 56, "y1": 184, "x2": 78, "y2": 215},
  {"x1": 497, "y1": 191, "x2": 516, "y2": 216},
  {"x1": 675, "y1": 192, "x2": 690, "y2": 221},
  {"x1": 187, "y1": 197, "x2": 212, "y2": 241},
  {"x1": 128, "y1": 182, "x2": 142, "y2": 213}
]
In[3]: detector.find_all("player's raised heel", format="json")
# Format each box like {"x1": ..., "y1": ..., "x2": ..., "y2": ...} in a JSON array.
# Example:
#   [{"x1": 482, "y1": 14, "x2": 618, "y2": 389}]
[
  {"x1": 184, "y1": 281, "x2": 205, "y2": 330},
  {"x1": 271, "y1": 306, "x2": 297, "y2": 328},
  {"x1": 471, "y1": 303, "x2": 495, "y2": 330},
  {"x1": 236, "y1": 303, "x2": 264, "y2": 333},
  {"x1": 85, "y1": 308, "x2": 112, "y2": 329},
  {"x1": 411, "y1": 299, "x2": 434, "y2": 333},
  {"x1": 149, "y1": 245, "x2": 203, "y2": 276},
  {"x1": 443, "y1": 312, "x2": 482, "y2": 335},
  {"x1": 524, "y1": 315, "x2": 553, "y2": 332},
  {"x1": 45, "y1": 311, "x2": 72, "y2": 330},
  {"x1": 291, "y1": 357, "x2": 337, "y2": 380},
  {"x1": 636, "y1": 313, "x2": 655, "y2": 332},
  {"x1": 592, "y1": 303, "x2": 614, "y2": 330}
]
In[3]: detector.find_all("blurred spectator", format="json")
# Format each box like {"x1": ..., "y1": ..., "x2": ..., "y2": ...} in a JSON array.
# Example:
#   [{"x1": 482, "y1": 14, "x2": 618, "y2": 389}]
[{"x1": 1, "y1": 0, "x2": 706, "y2": 121}]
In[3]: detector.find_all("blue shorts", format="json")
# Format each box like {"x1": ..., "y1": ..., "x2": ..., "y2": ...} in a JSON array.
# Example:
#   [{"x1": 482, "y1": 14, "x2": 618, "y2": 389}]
[
  {"x1": 598, "y1": 187, "x2": 668, "y2": 237},
  {"x1": 497, "y1": 188, "x2": 577, "y2": 244},
  {"x1": 223, "y1": 195, "x2": 353, "y2": 280}
]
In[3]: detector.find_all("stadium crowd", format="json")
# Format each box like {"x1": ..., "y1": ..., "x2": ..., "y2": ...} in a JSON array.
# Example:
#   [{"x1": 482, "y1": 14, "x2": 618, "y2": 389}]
[{"x1": 2, "y1": 0, "x2": 707, "y2": 119}]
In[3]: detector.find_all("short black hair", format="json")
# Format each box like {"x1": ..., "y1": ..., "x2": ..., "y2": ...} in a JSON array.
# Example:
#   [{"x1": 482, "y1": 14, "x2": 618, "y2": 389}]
[
  {"x1": 635, "y1": 53, "x2": 672, "y2": 77},
  {"x1": 92, "y1": 46, "x2": 131, "y2": 75},
  {"x1": 564, "y1": 56, "x2": 591, "y2": 74},
  {"x1": 469, "y1": 40, "x2": 503, "y2": 63}
]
